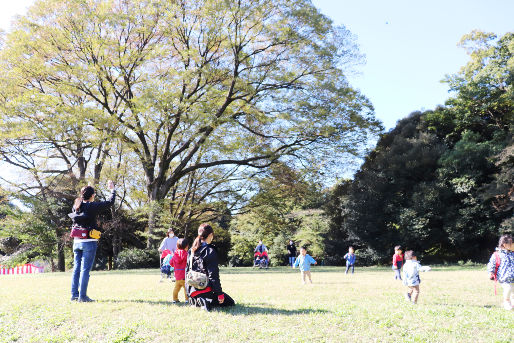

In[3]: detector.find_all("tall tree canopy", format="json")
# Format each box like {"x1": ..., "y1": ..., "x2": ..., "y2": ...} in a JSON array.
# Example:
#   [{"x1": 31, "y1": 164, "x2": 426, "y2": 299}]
[
  {"x1": 0, "y1": 0, "x2": 380, "y2": 248},
  {"x1": 326, "y1": 31, "x2": 513, "y2": 264}
]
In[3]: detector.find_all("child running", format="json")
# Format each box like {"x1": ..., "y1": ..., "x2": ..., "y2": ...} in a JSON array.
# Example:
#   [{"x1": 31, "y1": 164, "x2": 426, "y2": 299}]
[
  {"x1": 402, "y1": 250, "x2": 421, "y2": 304},
  {"x1": 392, "y1": 245, "x2": 403, "y2": 280},
  {"x1": 293, "y1": 246, "x2": 317, "y2": 284},
  {"x1": 487, "y1": 234, "x2": 514, "y2": 310},
  {"x1": 170, "y1": 238, "x2": 189, "y2": 303},
  {"x1": 344, "y1": 246, "x2": 356, "y2": 274}
]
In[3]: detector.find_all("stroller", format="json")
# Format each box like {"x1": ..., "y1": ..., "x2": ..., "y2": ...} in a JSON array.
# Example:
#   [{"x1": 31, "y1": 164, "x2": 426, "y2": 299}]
[
  {"x1": 253, "y1": 250, "x2": 269, "y2": 269},
  {"x1": 160, "y1": 249, "x2": 174, "y2": 282}
]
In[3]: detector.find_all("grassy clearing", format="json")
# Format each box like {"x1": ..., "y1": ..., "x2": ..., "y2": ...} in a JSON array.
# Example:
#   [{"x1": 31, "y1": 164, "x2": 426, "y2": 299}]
[{"x1": 0, "y1": 266, "x2": 512, "y2": 342}]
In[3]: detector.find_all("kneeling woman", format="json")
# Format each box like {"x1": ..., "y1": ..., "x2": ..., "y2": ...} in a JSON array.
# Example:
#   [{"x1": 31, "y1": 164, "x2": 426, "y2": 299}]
[{"x1": 186, "y1": 223, "x2": 235, "y2": 311}]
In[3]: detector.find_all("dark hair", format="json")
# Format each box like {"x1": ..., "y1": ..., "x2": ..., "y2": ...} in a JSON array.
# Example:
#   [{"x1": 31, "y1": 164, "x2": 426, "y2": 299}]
[
  {"x1": 73, "y1": 186, "x2": 95, "y2": 211},
  {"x1": 177, "y1": 238, "x2": 189, "y2": 250},
  {"x1": 300, "y1": 246, "x2": 307, "y2": 250},
  {"x1": 349, "y1": 246, "x2": 354, "y2": 250},
  {"x1": 166, "y1": 228, "x2": 174, "y2": 237},
  {"x1": 394, "y1": 245, "x2": 402, "y2": 251},
  {"x1": 191, "y1": 223, "x2": 214, "y2": 252},
  {"x1": 404, "y1": 250, "x2": 416, "y2": 260},
  {"x1": 499, "y1": 234, "x2": 513, "y2": 249}
]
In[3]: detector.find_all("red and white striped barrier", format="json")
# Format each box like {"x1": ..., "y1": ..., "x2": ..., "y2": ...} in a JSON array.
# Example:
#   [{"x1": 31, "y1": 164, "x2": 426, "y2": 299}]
[{"x1": 0, "y1": 263, "x2": 44, "y2": 275}]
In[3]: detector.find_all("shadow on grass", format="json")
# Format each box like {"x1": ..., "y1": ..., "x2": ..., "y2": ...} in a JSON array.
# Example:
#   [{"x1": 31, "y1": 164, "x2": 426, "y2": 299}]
[
  {"x1": 432, "y1": 302, "x2": 495, "y2": 309},
  {"x1": 99, "y1": 299, "x2": 329, "y2": 315},
  {"x1": 219, "y1": 267, "x2": 345, "y2": 274},
  {"x1": 222, "y1": 304, "x2": 329, "y2": 316},
  {"x1": 100, "y1": 299, "x2": 175, "y2": 306}
]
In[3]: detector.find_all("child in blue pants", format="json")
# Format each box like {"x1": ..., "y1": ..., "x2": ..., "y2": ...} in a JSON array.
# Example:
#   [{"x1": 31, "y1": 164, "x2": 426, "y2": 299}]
[{"x1": 344, "y1": 246, "x2": 356, "y2": 274}]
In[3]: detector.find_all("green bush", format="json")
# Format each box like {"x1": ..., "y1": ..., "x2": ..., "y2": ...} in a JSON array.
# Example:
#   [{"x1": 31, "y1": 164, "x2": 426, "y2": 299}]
[
  {"x1": 116, "y1": 248, "x2": 160, "y2": 269},
  {"x1": 228, "y1": 235, "x2": 255, "y2": 267}
]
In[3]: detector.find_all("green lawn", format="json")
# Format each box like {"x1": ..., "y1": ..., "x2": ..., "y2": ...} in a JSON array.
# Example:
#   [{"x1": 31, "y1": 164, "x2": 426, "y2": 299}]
[{"x1": 0, "y1": 266, "x2": 512, "y2": 342}]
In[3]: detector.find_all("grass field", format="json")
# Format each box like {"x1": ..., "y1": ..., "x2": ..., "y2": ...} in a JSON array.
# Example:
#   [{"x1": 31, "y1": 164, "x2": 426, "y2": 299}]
[{"x1": 0, "y1": 266, "x2": 512, "y2": 343}]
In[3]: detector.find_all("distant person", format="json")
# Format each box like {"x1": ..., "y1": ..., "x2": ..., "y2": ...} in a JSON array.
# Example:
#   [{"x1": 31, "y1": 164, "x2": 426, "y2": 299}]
[
  {"x1": 344, "y1": 246, "x2": 356, "y2": 274},
  {"x1": 402, "y1": 250, "x2": 421, "y2": 304},
  {"x1": 487, "y1": 234, "x2": 514, "y2": 310},
  {"x1": 159, "y1": 228, "x2": 179, "y2": 255},
  {"x1": 286, "y1": 240, "x2": 297, "y2": 267},
  {"x1": 392, "y1": 245, "x2": 403, "y2": 280},
  {"x1": 254, "y1": 240, "x2": 267, "y2": 254},
  {"x1": 159, "y1": 228, "x2": 178, "y2": 281},
  {"x1": 170, "y1": 238, "x2": 189, "y2": 303},
  {"x1": 69, "y1": 180, "x2": 116, "y2": 302},
  {"x1": 160, "y1": 249, "x2": 174, "y2": 282},
  {"x1": 186, "y1": 224, "x2": 235, "y2": 311},
  {"x1": 293, "y1": 247, "x2": 317, "y2": 284}
]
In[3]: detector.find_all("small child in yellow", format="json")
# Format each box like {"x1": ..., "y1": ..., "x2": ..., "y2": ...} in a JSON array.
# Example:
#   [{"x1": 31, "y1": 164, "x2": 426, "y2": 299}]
[{"x1": 170, "y1": 238, "x2": 189, "y2": 303}]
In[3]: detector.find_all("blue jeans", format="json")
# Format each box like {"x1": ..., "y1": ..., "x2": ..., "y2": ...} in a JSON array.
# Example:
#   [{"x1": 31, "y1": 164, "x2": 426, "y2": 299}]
[
  {"x1": 71, "y1": 241, "x2": 97, "y2": 299},
  {"x1": 289, "y1": 256, "x2": 296, "y2": 267},
  {"x1": 393, "y1": 268, "x2": 402, "y2": 280},
  {"x1": 345, "y1": 262, "x2": 354, "y2": 274}
]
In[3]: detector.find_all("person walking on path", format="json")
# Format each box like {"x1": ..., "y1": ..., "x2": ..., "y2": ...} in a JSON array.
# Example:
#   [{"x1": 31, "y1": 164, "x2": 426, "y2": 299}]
[{"x1": 69, "y1": 180, "x2": 115, "y2": 302}]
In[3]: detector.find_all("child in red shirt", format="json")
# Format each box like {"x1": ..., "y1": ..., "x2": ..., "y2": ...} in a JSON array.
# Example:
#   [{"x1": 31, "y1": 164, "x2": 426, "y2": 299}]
[
  {"x1": 392, "y1": 245, "x2": 403, "y2": 280},
  {"x1": 170, "y1": 238, "x2": 189, "y2": 303}
]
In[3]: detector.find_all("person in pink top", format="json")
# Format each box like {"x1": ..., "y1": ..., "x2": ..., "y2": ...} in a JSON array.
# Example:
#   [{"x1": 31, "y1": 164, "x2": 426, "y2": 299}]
[{"x1": 170, "y1": 238, "x2": 189, "y2": 303}]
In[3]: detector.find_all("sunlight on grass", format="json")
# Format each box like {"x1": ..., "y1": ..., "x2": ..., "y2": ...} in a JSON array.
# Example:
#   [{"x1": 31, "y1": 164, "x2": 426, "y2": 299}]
[{"x1": 0, "y1": 266, "x2": 512, "y2": 342}]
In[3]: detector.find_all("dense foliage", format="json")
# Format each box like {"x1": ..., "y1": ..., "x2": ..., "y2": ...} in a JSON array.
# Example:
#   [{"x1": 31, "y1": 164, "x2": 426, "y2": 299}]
[
  {"x1": 325, "y1": 31, "x2": 513, "y2": 264},
  {"x1": 0, "y1": 0, "x2": 378, "y2": 269}
]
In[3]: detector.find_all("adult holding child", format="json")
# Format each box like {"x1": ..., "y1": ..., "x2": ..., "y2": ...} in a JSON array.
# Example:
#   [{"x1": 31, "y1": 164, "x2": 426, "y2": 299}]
[
  {"x1": 69, "y1": 180, "x2": 116, "y2": 302},
  {"x1": 186, "y1": 223, "x2": 235, "y2": 311}
]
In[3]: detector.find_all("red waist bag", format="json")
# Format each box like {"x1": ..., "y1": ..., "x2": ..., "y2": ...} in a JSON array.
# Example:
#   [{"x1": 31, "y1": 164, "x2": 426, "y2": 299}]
[{"x1": 70, "y1": 227, "x2": 89, "y2": 239}]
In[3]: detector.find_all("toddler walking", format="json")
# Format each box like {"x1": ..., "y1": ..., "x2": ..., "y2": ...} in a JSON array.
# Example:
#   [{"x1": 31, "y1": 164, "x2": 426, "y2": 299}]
[
  {"x1": 487, "y1": 234, "x2": 514, "y2": 310},
  {"x1": 392, "y1": 245, "x2": 403, "y2": 280},
  {"x1": 293, "y1": 246, "x2": 317, "y2": 284},
  {"x1": 170, "y1": 238, "x2": 189, "y2": 303},
  {"x1": 343, "y1": 246, "x2": 356, "y2": 274},
  {"x1": 402, "y1": 250, "x2": 421, "y2": 304}
]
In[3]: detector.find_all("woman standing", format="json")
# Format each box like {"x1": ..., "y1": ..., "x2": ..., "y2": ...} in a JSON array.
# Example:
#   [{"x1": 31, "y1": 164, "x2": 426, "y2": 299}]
[
  {"x1": 69, "y1": 180, "x2": 116, "y2": 302},
  {"x1": 186, "y1": 223, "x2": 235, "y2": 311}
]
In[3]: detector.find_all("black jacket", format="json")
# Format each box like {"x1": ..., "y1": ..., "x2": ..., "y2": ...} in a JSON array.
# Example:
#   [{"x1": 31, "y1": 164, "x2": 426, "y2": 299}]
[
  {"x1": 68, "y1": 190, "x2": 116, "y2": 230},
  {"x1": 287, "y1": 244, "x2": 297, "y2": 257},
  {"x1": 186, "y1": 242, "x2": 222, "y2": 296}
]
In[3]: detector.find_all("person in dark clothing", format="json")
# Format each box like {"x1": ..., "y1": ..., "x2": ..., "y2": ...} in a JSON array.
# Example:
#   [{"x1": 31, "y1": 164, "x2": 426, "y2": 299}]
[
  {"x1": 286, "y1": 240, "x2": 297, "y2": 267},
  {"x1": 186, "y1": 223, "x2": 235, "y2": 311},
  {"x1": 69, "y1": 180, "x2": 115, "y2": 302}
]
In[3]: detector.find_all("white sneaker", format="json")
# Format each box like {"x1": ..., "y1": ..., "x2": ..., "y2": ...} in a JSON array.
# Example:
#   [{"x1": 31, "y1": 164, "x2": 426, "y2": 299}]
[{"x1": 503, "y1": 301, "x2": 512, "y2": 311}]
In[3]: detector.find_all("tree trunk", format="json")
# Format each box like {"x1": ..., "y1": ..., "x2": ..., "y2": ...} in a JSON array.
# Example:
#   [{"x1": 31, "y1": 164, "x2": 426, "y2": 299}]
[
  {"x1": 147, "y1": 200, "x2": 160, "y2": 249},
  {"x1": 112, "y1": 232, "x2": 121, "y2": 270},
  {"x1": 56, "y1": 231, "x2": 65, "y2": 272}
]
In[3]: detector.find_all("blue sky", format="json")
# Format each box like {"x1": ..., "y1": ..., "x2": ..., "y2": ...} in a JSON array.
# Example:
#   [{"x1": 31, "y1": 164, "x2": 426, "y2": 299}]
[
  {"x1": 1, "y1": 0, "x2": 512, "y2": 129},
  {"x1": 0, "y1": 0, "x2": 512, "y2": 183},
  {"x1": 312, "y1": 0, "x2": 514, "y2": 129}
]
